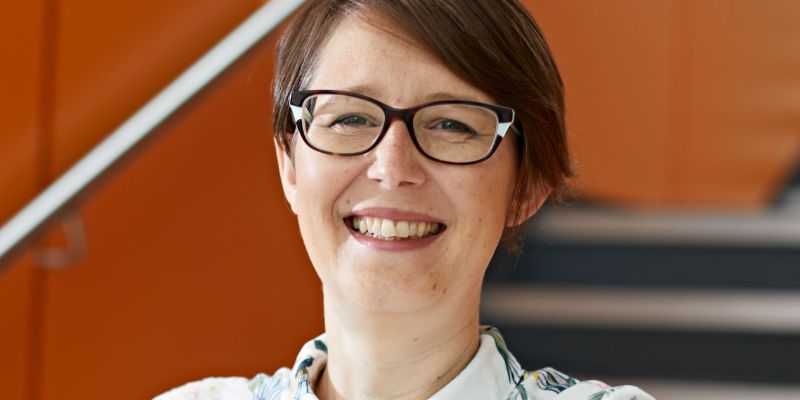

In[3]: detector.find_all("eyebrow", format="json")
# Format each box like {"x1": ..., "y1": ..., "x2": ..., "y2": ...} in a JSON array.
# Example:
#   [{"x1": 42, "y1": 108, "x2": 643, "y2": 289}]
[
  {"x1": 423, "y1": 91, "x2": 488, "y2": 103},
  {"x1": 337, "y1": 85, "x2": 489, "y2": 104},
  {"x1": 339, "y1": 84, "x2": 380, "y2": 98}
]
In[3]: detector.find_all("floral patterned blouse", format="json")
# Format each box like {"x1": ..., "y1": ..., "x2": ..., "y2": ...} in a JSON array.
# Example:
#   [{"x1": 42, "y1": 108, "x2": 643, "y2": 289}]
[{"x1": 154, "y1": 326, "x2": 655, "y2": 400}]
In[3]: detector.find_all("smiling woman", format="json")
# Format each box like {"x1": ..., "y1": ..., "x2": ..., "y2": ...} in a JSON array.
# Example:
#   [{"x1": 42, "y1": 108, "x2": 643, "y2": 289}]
[{"x1": 155, "y1": 1, "x2": 654, "y2": 399}]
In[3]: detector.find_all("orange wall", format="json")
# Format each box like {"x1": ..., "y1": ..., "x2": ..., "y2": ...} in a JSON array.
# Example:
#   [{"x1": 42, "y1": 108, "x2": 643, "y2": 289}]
[
  {"x1": 0, "y1": 257, "x2": 36, "y2": 400},
  {"x1": 51, "y1": 0, "x2": 265, "y2": 177},
  {"x1": 0, "y1": 0, "x2": 41, "y2": 224},
  {"x1": 526, "y1": 0, "x2": 800, "y2": 208},
  {"x1": 0, "y1": 1, "x2": 43, "y2": 398},
  {"x1": 0, "y1": 1, "x2": 322, "y2": 399},
  {"x1": 35, "y1": 31, "x2": 323, "y2": 397}
]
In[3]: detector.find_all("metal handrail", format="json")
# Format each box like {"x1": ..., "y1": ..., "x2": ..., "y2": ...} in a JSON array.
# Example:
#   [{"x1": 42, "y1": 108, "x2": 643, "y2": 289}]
[{"x1": 0, "y1": 0, "x2": 305, "y2": 270}]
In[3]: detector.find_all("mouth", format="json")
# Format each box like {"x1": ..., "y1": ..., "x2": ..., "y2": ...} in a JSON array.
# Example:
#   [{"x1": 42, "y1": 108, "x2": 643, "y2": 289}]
[{"x1": 344, "y1": 215, "x2": 446, "y2": 241}]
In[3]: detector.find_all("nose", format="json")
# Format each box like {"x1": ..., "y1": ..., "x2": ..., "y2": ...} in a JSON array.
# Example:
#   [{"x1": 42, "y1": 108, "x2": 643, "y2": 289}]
[{"x1": 366, "y1": 120, "x2": 426, "y2": 189}]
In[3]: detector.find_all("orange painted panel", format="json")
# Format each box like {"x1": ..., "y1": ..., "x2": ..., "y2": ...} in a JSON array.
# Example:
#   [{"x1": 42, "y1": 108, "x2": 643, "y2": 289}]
[
  {"x1": 38, "y1": 24, "x2": 322, "y2": 400},
  {"x1": 0, "y1": 0, "x2": 41, "y2": 223},
  {"x1": 525, "y1": 0, "x2": 800, "y2": 208},
  {"x1": 527, "y1": 0, "x2": 674, "y2": 205},
  {"x1": 0, "y1": 1, "x2": 42, "y2": 399},
  {"x1": 680, "y1": 0, "x2": 800, "y2": 207},
  {"x1": 0, "y1": 256, "x2": 36, "y2": 400},
  {"x1": 51, "y1": 0, "x2": 264, "y2": 177}
]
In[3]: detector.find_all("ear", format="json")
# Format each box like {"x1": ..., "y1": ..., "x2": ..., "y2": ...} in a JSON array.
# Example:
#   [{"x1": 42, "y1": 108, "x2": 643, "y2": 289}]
[
  {"x1": 507, "y1": 186, "x2": 552, "y2": 227},
  {"x1": 274, "y1": 138, "x2": 298, "y2": 214}
]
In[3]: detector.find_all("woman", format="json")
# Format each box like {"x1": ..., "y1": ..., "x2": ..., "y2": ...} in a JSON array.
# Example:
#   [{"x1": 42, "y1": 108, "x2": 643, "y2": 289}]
[{"x1": 157, "y1": 0, "x2": 655, "y2": 399}]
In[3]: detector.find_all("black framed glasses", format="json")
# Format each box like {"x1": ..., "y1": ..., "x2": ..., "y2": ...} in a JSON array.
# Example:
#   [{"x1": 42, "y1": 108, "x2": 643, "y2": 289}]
[{"x1": 289, "y1": 90, "x2": 521, "y2": 165}]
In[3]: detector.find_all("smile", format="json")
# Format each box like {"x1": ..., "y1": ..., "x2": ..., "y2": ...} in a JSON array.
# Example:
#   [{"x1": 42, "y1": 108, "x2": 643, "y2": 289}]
[{"x1": 345, "y1": 216, "x2": 445, "y2": 241}]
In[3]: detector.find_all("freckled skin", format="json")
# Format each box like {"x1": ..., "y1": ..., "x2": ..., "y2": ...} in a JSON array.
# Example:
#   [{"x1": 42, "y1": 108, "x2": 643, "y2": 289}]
[{"x1": 277, "y1": 18, "x2": 519, "y2": 314}]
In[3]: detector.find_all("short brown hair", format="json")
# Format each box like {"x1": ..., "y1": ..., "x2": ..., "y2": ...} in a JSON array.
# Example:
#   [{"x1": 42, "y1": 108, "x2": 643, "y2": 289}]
[{"x1": 272, "y1": 0, "x2": 573, "y2": 252}]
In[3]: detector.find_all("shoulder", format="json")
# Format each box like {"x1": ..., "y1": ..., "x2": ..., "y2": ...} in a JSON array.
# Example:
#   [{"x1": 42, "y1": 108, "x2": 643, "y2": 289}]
[
  {"x1": 153, "y1": 368, "x2": 292, "y2": 400},
  {"x1": 515, "y1": 367, "x2": 656, "y2": 400},
  {"x1": 556, "y1": 380, "x2": 655, "y2": 400}
]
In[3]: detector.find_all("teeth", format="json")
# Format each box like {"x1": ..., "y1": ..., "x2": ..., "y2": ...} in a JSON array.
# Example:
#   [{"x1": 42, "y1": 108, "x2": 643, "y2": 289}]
[
  {"x1": 396, "y1": 221, "x2": 409, "y2": 238},
  {"x1": 417, "y1": 222, "x2": 427, "y2": 237},
  {"x1": 350, "y1": 216, "x2": 441, "y2": 240},
  {"x1": 381, "y1": 219, "x2": 396, "y2": 238}
]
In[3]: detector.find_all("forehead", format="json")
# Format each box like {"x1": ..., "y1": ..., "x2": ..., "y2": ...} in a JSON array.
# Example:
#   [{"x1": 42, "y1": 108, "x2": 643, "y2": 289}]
[{"x1": 308, "y1": 16, "x2": 494, "y2": 106}]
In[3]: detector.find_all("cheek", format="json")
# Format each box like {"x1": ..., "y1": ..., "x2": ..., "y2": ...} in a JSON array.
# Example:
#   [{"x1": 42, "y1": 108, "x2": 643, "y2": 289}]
[
  {"x1": 295, "y1": 150, "x2": 353, "y2": 208},
  {"x1": 436, "y1": 172, "x2": 507, "y2": 297},
  {"x1": 293, "y1": 150, "x2": 357, "y2": 249},
  {"x1": 293, "y1": 149, "x2": 380, "y2": 270},
  {"x1": 452, "y1": 166, "x2": 514, "y2": 223},
  {"x1": 444, "y1": 159, "x2": 516, "y2": 252}
]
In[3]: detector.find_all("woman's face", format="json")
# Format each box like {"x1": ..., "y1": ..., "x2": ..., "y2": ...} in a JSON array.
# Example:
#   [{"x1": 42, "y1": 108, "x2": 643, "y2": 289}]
[{"x1": 277, "y1": 17, "x2": 521, "y2": 313}]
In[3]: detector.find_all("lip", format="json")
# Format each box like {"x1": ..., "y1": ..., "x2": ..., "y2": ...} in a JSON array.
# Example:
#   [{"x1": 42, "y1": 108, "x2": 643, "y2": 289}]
[{"x1": 344, "y1": 207, "x2": 446, "y2": 252}]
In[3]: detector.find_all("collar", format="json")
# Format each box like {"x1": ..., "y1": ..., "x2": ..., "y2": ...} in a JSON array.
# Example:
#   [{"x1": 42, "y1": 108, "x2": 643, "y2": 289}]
[{"x1": 284, "y1": 326, "x2": 524, "y2": 400}]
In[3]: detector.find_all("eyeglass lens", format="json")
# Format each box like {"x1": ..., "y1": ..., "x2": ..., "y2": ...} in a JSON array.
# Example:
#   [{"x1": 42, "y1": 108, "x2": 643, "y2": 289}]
[{"x1": 300, "y1": 94, "x2": 499, "y2": 163}]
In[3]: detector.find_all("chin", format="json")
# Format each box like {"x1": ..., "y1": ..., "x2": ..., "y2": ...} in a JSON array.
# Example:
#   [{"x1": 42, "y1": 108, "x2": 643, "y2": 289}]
[{"x1": 341, "y1": 278, "x2": 444, "y2": 313}]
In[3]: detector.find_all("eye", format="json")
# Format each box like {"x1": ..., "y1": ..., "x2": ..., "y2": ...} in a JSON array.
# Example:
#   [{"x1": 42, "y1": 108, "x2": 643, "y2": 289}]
[
  {"x1": 433, "y1": 119, "x2": 475, "y2": 134},
  {"x1": 333, "y1": 114, "x2": 376, "y2": 127}
]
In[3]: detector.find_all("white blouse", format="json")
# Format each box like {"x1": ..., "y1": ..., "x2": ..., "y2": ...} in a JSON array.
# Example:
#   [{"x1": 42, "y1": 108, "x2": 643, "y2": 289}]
[{"x1": 155, "y1": 326, "x2": 655, "y2": 400}]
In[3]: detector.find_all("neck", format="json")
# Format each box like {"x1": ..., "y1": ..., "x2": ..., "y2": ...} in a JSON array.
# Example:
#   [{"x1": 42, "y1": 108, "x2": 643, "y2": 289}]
[{"x1": 316, "y1": 285, "x2": 481, "y2": 400}]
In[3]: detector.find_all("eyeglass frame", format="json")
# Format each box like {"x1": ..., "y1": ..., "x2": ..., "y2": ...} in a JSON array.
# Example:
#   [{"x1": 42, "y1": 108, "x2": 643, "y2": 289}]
[{"x1": 288, "y1": 89, "x2": 523, "y2": 165}]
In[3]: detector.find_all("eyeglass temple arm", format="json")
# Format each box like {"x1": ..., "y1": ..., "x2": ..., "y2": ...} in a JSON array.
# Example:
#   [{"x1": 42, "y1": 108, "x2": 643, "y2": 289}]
[
  {"x1": 511, "y1": 123, "x2": 524, "y2": 137},
  {"x1": 497, "y1": 121, "x2": 524, "y2": 138}
]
